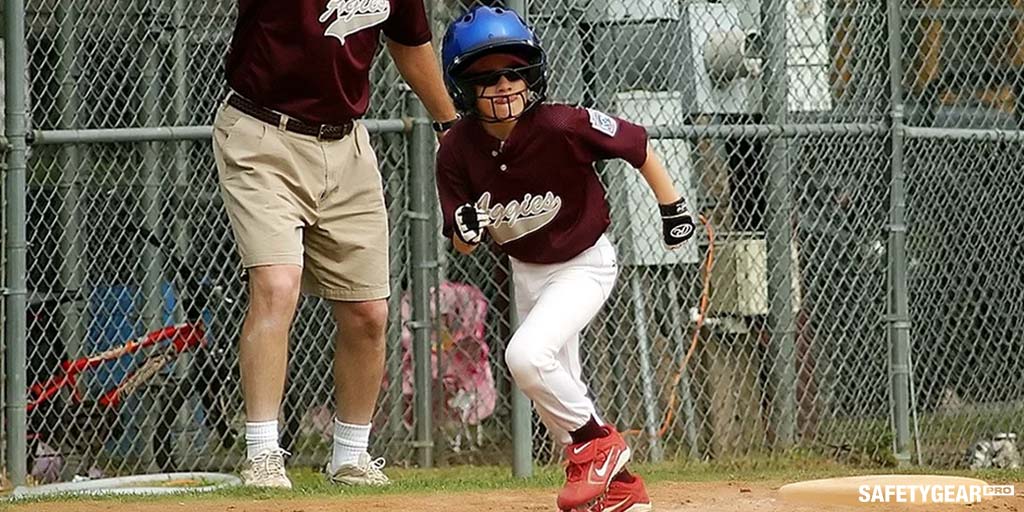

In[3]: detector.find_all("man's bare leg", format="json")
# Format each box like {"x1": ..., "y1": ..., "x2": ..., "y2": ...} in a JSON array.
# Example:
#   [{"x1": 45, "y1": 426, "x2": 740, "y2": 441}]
[
  {"x1": 327, "y1": 299, "x2": 389, "y2": 485},
  {"x1": 238, "y1": 265, "x2": 301, "y2": 488}
]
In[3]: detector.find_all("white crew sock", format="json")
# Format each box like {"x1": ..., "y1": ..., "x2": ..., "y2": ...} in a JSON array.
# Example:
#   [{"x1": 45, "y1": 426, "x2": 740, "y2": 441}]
[
  {"x1": 245, "y1": 420, "x2": 280, "y2": 460},
  {"x1": 330, "y1": 418, "x2": 371, "y2": 472}
]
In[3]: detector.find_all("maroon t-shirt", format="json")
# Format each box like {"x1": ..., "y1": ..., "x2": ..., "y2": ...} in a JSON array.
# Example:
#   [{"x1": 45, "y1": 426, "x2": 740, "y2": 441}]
[
  {"x1": 436, "y1": 104, "x2": 649, "y2": 264},
  {"x1": 225, "y1": 0, "x2": 431, "y2": 124}
]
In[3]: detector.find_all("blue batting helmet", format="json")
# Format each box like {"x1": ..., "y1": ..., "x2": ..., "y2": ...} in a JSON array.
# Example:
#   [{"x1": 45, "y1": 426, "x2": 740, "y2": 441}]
[{"x1": 441, "y1": 6, "x2": 547, "y2": 114}]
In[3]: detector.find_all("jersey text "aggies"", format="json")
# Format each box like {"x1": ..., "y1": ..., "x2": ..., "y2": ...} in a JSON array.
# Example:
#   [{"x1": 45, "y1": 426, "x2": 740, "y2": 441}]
[
  {"x1": 226, "y1": 0, "x2": 431, "y2": 124},
  {"x1": 436, "y1": 104, "x2": 648, "y2": 264}
]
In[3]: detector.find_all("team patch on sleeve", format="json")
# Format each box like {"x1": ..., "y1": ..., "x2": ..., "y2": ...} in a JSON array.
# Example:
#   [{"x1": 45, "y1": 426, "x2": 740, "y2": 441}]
[{"x1": 587, "y1": 108, "x2": 618, "y2": 137}]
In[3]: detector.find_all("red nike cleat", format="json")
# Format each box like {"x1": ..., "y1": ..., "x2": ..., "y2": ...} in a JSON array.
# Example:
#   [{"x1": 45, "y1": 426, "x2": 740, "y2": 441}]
[
  {"x1": 557, "y1": 426, "x2": 631, "y2": 511},
  {"x1": 592, "y1": 474, "x2": 652, "y2": 512}
]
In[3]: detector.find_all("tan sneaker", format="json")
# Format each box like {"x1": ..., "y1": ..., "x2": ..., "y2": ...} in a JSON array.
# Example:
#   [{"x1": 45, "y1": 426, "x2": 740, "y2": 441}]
[
  {"x1": 326, "y1": 452, "x2": 391, "y2": 486},
  {"x1": 241, "y1": 448, "x2": 292, "y2": 489}
]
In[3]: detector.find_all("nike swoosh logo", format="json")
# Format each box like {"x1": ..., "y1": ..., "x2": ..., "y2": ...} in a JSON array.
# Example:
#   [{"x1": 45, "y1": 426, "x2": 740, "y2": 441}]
[
  {"x1": 592, "y1": 449, "x2": 616, "y2": 479},
  {"x1": 572, "y1": 442, "x2": 593, "y2": 455}
]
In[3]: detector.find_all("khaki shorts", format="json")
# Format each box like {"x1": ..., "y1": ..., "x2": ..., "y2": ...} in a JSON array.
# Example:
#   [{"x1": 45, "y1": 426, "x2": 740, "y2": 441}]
[{"x1": 212, "y1": 101, "x2": 390, "y2": 301}]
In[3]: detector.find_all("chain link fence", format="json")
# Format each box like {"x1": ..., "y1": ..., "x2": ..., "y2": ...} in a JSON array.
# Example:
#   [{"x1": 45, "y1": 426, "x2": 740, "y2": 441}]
[{"x1": 3, "y1": 0, "x2": 1024, "y2": 484}]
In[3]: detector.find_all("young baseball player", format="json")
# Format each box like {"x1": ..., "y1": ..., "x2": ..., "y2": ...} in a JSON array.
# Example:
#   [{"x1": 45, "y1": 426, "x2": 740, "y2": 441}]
[{"x1": 436, "y1": 6, "x2": 695, "y2": 512}]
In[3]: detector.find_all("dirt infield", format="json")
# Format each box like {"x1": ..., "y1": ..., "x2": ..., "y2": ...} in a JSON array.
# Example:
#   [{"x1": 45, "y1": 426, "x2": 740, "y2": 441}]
[{"x1": 9, "y1": 481, "x2": 1024, "y2": 512}]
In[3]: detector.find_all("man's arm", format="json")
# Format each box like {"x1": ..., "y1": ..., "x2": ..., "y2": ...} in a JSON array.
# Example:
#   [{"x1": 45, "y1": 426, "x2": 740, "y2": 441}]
[{"x1": 386, "y1": 39, "x2": 458, "y2": 125}]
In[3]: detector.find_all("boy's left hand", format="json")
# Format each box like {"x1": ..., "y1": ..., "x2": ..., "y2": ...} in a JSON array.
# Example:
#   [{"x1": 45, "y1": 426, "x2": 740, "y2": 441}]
[{"x1": 659, "y1": 198, "x2": 695, "y2": 249}]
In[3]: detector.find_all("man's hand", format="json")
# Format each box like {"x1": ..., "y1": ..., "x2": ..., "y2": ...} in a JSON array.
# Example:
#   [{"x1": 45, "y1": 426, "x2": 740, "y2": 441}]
[
  {"x1": 455, "y1": 203, "x2": 491, "y2": 245},
  {"x1": 659, "y1": 198, "x2": 695, "y2": 249}
]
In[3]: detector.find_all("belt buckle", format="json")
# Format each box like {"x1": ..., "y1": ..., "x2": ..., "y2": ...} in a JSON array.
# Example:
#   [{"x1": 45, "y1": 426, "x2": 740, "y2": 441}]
[{"x1": 317, "y1": 124, "x2": 330, "y2": 140}]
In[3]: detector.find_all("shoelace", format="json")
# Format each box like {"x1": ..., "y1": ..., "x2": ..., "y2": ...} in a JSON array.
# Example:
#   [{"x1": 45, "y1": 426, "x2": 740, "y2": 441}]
[
  {"x1": 364, "y1": 456, "x2": 389, "y2": 482},
  {"x1": 564, "y1": 445, "x2": 586, "y2": 482},
  {"x1": 564, "y1": 446, "x2": 609, "y2": 483},
  {"x1": 251, "y1": 449, "x2": 290, "y2": 479}
]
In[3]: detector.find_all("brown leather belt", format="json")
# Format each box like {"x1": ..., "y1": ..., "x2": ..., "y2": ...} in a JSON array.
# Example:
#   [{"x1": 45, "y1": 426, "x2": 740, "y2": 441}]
[{"x1": 227, "y1": 93, "x2": 354, "y2": 140}]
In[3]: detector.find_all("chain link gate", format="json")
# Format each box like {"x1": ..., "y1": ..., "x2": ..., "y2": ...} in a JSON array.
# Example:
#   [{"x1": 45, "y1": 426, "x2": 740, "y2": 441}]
[{"x1": 4, "y1": 0, "x2": 1024, "y2": 486}]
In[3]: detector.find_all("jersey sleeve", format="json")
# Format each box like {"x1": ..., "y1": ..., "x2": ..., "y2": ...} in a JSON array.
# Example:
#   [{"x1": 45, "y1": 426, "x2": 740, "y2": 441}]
[
  {"x1": 565, "y1": 106, "x2": 649, "y2": 168},
  {"x1": 436, "y1": 141, "x2": 471, "y2": 239},
  {"x1": 382, "y1": 0, "x2": 432, "y2": 47}
]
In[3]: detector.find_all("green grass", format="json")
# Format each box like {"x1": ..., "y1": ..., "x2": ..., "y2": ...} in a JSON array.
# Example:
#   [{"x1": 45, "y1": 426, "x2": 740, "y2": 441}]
[
  {"x1": 821, "y1": 404, "x2": 1024, "y2": 467},
  {"x1": 5, "y1": 454, "x2": 1023, "y2": 508}
]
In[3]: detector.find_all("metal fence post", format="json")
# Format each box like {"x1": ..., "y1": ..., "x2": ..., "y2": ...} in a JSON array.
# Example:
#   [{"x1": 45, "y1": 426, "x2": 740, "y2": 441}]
[
  {"x1": 138, "y1": 1, "x2": 167, "y2": 468},
  {"x1": 3, "y1": 0, "x2": 29, "y2": 486},
  {"x1": 761, "y1": 0, "x2": 796, "y2": 449},
  {"x1": 667, "y1": 278, "x2": 699, "y2": 459},
  {"x1": 886, "y1": 0, "x2": 912, "y2": 468},
  {"x1": 630, "y1": 277, "x2": 663, "y2": 462},
  {"x1": 509, "y1": 289, "x2": 533, "y2": 478},
  {"x1": 172, "y1": 0, "x2": 191, "y2": 278},
  {"x1": 56, "y1": 0, "x2": 86, "y2": 361},
  {"x1": 407, "y1": 95, "x2": 434, "y2": 468},
  {"x1": 505, "y1": 0, "x2": 534, "y2": 479},
  {"x1": 140, "y1": 0, "x2": 165, "y2": 333},
  {"x1": 169, "y1": 0, "x2": 193, "y2": 466}
]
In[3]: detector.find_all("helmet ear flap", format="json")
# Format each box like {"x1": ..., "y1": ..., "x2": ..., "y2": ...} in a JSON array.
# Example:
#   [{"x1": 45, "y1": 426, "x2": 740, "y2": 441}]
[
  {"x1": 444, "y1": 72, "x2": 463, "y2": 111},
  {"x1": 450, "y1": 78, "x2": 476, "y2": 113},
  {"x1": 446, "y1": 59, "x2": 475, "y2": 112}
]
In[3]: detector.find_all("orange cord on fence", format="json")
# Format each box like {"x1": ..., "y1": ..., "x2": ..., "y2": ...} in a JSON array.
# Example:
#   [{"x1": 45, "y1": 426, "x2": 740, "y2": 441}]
[{"x1": 624, "y1": 214, "x2": 715, "y2": 439}]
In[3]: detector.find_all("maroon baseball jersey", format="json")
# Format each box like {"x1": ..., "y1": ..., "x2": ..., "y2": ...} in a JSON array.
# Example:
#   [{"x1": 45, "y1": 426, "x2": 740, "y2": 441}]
[
  {"x1": 225, "y1": 0, "x2": 431, "y2": 125},
  {"x1": 436, "y1": 104, "x2": 648, "y2": 264}
]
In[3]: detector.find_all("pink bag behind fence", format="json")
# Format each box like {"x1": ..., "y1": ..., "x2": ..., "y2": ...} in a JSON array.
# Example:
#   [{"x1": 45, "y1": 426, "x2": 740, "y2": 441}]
[{"x1": 394, "y1": 281, "x2": 497, "y2": 448}]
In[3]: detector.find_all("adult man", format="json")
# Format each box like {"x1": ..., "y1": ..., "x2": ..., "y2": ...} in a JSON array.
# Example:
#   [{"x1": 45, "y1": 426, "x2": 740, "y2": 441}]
[{"x1": 213, "y1": 0, "x2": 457, "y2": 488}]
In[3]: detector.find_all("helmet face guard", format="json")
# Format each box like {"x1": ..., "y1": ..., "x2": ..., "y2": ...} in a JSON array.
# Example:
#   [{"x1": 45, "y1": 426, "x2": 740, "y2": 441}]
[
  {"x1": 442, "y1": 6, "x2": 548, "y2": 120},
  {"x1": 455, "y1": 63, "x2": 545, "y2": 122}
]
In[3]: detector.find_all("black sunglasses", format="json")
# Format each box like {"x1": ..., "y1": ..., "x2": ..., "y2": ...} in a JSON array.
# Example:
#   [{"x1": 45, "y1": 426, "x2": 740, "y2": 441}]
[{"x1": 464, "y1": 65, "x2": 540, "y2": 87}]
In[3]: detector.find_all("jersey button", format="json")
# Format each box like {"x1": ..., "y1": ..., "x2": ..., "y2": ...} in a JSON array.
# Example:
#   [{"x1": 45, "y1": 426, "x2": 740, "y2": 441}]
[
  {"x1": 499, "y1": 164, "x2": 508, "y2": 171},
  {"x1": 491, "y1": 150, "x2": 499, "y2": 157}
]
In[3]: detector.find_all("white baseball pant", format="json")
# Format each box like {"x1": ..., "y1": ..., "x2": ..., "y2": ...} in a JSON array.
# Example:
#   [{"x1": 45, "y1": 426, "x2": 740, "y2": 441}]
[{"x1": 505, "y1": 234, "x2": 618, "y2": 445}]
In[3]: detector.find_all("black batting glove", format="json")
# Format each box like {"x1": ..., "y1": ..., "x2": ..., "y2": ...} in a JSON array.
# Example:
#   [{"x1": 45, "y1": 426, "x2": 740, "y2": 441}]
[
  {"x1": 659, "y1": 197, "x2": 695, "y2": 249},
  {"x1": 454, "y1": 203, "x2": 491, "y2": 245}
]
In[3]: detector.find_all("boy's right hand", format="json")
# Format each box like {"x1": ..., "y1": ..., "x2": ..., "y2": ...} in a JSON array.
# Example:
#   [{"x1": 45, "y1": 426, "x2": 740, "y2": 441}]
[{"x1": 455, "y1": 203, "x2": 491, "y2": 245}]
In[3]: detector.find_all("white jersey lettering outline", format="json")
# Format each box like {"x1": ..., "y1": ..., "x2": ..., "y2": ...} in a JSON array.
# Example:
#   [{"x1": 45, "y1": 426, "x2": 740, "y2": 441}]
[
  {"x1": 476, "y1": 191, "x2": 562, "y2": 244},
  {"x1": 320, "y1": 0, "x2": 391, "y2": 45}
]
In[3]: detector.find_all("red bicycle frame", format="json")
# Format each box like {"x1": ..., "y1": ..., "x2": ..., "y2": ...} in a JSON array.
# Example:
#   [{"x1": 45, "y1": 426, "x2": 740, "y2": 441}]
[{"x1": 27, "y1": 322, "x2": 207, "y2": 412}]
